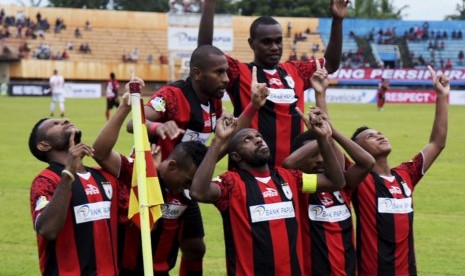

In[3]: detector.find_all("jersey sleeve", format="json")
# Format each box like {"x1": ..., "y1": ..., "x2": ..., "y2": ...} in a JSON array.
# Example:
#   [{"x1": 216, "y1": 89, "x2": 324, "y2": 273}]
[
  {"x1": 288, "y1": 58, "x2": 325, "y2": 90},
  {"x1": 30, "y1": 176, "x2": 57, "y2": 228},
  {"x1": 118, "y1": 154, "x2": 134, "y2": 188},
  {"x1": 277, "y1": 167, "x2": 306, "y2": 192},
  {"x1": 146, "y1": 87, "x2": 178, "y2": 122},
  {"x1": 395, "y1": 152, "x2": 425, "y2": 187},
  {"x1": 213, "y1": 172, "x2": 236, "y2": 213},
  {"x1": 225, "y1": 54, "x2": 242, "y2": 93},
  {"x1": 113, "y1": 156, "x2": 133, "y2": 224}
]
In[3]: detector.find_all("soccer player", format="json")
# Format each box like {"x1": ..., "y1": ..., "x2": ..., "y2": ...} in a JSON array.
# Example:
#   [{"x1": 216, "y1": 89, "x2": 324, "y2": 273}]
[
  {"x1": 92, "y1": 93, "x2": 209, "y2": 275},
  {"x1": 49, "y1": 69, "x2": 66, "y2": 117},
  {"x1": 106, "y1": 72, "x2": 120, "y2": 120},
  {"x1": 190, "y1": 112, "x2": 346, "y2": 275},
  {"x1": 127, "y1": 45, "x2": 229, "y2": 162},
  {"x1": 125, "y1": 45, "x2": 269, "y2": 274},
  {"x1": 351, "y1": 66, "x2": 449, "y2": 275},
  {"x1": 198, "y1": 0, "x2": 349, "y2": 167},
  {"x1": 28, "y1": 117, "x2": 127, "y2": 275},
  {"x1": 281, "y1": 63, "x2": 375, "y2": 275},
  {"x1": 377, "y1": 78, "x2": 389, "y2": 111}
]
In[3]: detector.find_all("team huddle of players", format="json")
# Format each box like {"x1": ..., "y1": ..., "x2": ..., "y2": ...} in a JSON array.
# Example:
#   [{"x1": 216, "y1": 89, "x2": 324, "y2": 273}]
[{"x1": 29, "y1": 0, "x2": 450, "y2": 275}]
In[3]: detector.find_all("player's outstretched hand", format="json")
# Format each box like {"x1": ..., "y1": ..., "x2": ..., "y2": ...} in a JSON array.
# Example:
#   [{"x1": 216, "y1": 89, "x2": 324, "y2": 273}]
[
  {"x1": 310, "y1": 59, "x2": 330, "y2": 94},
  {"x1": 311, "y1": 118, "x2": 333, "y2": 139},
  {"x1": 125, "y1": 69, "x2": 146, "y2": 91},
  {"x1": 330, "y1": 0, "x2": 350, "y2": 20},
  {"x1": 250, "y1": 66, "x2": 269, "y2": 108},
  {"x1": 296, "y1": 106, "x2": 330, "y2": 130},
  {"x1": 215, "y1": 113, "x2": 237, "y2": 141},
  {"x1": 428, "y1": 65, "x2": 450, "y2": 96}
]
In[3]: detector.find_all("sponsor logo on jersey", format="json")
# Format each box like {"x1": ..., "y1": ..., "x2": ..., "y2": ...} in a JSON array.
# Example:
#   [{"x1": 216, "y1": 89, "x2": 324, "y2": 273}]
[
  {"x1": 181, "y1": 129, "x2": 211, "y2": 144},
  {"x1": 35, "y1": 196, "x2": 49, "y2": 211},
  {"x1": 161, "y1": 204, "x2": 188, "y2": 219},
  {"x1": 318, "y1": 192, "x2": 334, "y2": 206},
  {"x1": 250, "y1": 201, "x2": 295, "y2": 223},
  {"x1": 74, "y1": 201, "x2": 111, "y2": 224},
  {"x1": 262, "y1": 187, "x2": 278, "y2": 198},
  {"x1": 269, "y1": 77, "x2": 283, "y2": 86},
  {"x1": 85, "y1": 184, "x2": 100, "y2": 195},
  {"x1": 378, "y1": 197, "x2": 413, "y2": 214},
  {"x1": 168, "y1": 198, "x2": 182, "y2": 205},
  {"x1": 267, "y1": 88, "x2": 297, "y2": 104},
  {"x1": 389, "y1": 185, "x2": 402, "y2": 195},
  {"x1": 308, "y1": 204, "x2": 351, "y2": 222}
]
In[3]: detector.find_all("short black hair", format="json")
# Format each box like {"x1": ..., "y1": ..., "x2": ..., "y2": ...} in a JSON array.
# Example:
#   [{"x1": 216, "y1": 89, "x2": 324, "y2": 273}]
[
  {"x1": 28, "y1": 118, "x2": 49, "y2": 163},
  {"x1": 169, "y1": 141, "x2": 208, "y2": 170},
  {"x1": 291, "y1": 130, "x2": 317, "y2": 153},
  {"x1": 190, "y1": 45, "x2": 225, "y2": 70},
  {"x1": 110, "y1": 72, "x2": 115, "y2": 79},
  {"x1": 250, "y1": 16, "x2": 280, "y2": 39},
  {"x1": 351, "y1": 126, "x2": 370, "y2": 141}
]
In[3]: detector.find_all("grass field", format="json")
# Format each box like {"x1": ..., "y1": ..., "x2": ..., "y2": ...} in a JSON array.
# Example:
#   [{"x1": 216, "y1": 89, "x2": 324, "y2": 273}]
[{"x1": 0, "y1": 96, "x2": 464, "y2": 275}]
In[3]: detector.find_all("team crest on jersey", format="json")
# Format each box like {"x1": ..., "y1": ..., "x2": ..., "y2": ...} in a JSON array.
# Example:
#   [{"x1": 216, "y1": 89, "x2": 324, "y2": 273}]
[
  {"x1": 284, "y1": 75, "x2": 295, "y2": 88},
  {"x1": 151, "y1": 97, "x2": 166, "y2": 112},
  {"x1": 102, "y1": 182, "x2": 113, "y2": 199},
  {"x1": 333, "y1": 191, "x2": 345, "y2": 203},
  {"x1": 281, "y1": 182, "x2": 293, "y2": 200},
  {"x1": 400, "y1": 180, "x2": 412, "y2": 197},
  {"x1": 183, "y1": 189, "x2": 192, "y2": 200}
]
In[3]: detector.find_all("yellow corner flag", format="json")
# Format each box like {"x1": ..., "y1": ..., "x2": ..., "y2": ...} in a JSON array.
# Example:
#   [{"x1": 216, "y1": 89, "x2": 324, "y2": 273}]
[{"x1": 128, "y1": 81, "x2": 164, "y2": 276}]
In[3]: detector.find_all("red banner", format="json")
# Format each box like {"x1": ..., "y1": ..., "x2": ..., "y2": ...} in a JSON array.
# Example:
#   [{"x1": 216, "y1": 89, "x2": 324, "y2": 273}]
[
  {"x1": 385, "y1": 90, "x2": 437, "y2": 103},
  {"x1": 330, "y1": 68, "x2": 465, "y2": 81}
]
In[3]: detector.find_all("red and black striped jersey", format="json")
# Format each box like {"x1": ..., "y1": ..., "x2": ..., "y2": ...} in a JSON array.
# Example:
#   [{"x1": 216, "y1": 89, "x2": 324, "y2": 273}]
[
  {"x1": 214, "y1": 167, "x2": 304, "y2": 276},
  {"x1": 225, "y1": 55, "x2": 324, "y2": 167},
  {"x1": 30, "y1": 163, "x2": 120, "y2": 275},
  {"x1": 300, "y1": 157, "x2": 357, "y2": 276},
  {"x1": 352, "y1": 153, "x2": 424, "y2": 276},
  {"x1": 117, "y1": 156, "x2": 204, "y2": 275},
  {"x1": 300, "y1": 188, "x2": 356, "y2": 276},
  {"x1": 146, "y1": 78, "x2": 223, "y2": 160}
]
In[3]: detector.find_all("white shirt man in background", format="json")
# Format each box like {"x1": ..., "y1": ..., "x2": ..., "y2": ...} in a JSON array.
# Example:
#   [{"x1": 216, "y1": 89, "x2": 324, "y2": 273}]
[{"x1": 49, "y1": 69, "x2": 66, "y2": 117}]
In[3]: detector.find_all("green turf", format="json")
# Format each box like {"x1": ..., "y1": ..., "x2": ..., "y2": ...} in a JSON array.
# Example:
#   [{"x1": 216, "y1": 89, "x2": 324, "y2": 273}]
[{"x1": 0, "y1": 96, "x2": 464, "y2": 275}]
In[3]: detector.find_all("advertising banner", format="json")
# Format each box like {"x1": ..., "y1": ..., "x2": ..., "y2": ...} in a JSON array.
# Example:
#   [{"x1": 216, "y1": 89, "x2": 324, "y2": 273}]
[
  {"x1": 330, "y1": 68, "x2": 465, "y2": 86},
  {"x1": 168, "y1": 27, "x2": 233, "y2": 51}
]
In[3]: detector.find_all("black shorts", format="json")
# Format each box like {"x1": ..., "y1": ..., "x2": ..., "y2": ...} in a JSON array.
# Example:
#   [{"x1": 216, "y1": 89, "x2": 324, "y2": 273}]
[{"x1": 107, "y1": 97, "x2": 120, "y2": 109}]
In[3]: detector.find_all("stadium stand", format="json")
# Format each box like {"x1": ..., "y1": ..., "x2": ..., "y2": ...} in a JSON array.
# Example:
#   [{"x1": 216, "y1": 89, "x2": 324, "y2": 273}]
[
  {"x1": 2, "y1": 5, "x2": 465, "y2": 84},
  {"x1": 1, "y1": 5, "x2": 323, "y2": 83},
  {"x1": 319, "y1": 18, "x2": 465, "y2": 70}
]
